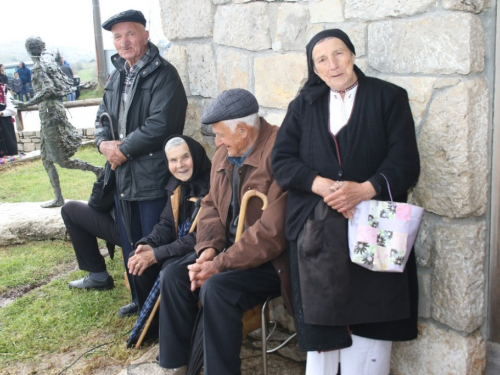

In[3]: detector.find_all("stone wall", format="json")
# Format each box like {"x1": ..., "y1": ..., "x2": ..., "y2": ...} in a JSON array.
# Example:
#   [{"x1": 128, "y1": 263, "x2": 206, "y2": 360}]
[
  {"x1": 158, "y1": 0, "x2": 495, "y2": 373},
  {"x1": 16, "y1": 129, "x2": 96, "y2": 153}
]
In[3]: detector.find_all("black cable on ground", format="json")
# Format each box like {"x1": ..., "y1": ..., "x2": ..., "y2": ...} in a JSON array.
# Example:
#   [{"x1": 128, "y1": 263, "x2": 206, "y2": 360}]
[{"x1": 57, "y1": 329, "x2": 132, "y2": 375}]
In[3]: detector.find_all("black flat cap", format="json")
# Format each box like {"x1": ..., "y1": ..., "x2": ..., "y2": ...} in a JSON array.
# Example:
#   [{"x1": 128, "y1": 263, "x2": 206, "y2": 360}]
[
  {"x1": 201, "y1": 89, "x2": 259, "y2": 125},
  {"x1": 102, "y1": 9, "x2": 146, "y2": 31}
]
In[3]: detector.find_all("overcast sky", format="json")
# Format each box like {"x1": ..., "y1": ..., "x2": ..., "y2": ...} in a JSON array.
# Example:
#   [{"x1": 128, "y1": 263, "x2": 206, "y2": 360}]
[{"x1": 3, "y1": 0, "x2": 165, "y2": 52}]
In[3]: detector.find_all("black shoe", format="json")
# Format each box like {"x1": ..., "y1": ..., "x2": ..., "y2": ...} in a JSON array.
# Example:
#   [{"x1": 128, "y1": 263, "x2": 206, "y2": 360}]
[
  {"x1": 118, "y1": 302, "x2": 139, "y2": 318},
  {"x1": 69, "y1": 274, "x2": 114, "y2": 291}
]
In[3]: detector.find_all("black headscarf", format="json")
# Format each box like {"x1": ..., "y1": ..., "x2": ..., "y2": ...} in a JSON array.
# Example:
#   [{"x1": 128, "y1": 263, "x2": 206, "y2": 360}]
[
  {"x1": 163, "y1": 135, "x2": 212, "y2": 198},
  {"x1": 301, "y1": 29, "x2": 357, "y2": 103}
]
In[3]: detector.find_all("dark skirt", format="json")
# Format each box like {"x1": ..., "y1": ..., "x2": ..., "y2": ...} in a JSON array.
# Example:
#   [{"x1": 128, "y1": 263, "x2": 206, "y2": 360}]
[
  {"x1": 289, "y1": 240, "x2": 353, "y2": 352},
  {"x1": 0, "y1": 117, "x2": 18, "y2": 157},
  {"x1": 289, "y1": 201, "x2": 419, "y2": 351}
]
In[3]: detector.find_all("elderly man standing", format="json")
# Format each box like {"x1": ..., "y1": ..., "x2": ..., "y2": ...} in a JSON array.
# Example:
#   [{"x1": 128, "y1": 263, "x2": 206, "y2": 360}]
[
  {"x1": 157, "y1": 89, "x2": 290, "y2": 375},
  {"x1": 69, "y1": 9, "x2": 187, "y2": 318}
]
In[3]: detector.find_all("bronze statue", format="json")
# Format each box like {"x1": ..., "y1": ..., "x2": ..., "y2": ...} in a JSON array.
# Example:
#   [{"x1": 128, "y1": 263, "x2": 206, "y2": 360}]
[{"x1": 14, "y1": 37, "x2": 102, "y2": 208}]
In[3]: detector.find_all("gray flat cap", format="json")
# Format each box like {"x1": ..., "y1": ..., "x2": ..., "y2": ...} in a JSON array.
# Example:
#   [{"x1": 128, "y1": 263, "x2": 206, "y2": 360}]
[
  {"x1": 102, "y1": 10, "x2": 146, "y2": 31},
  {"x1": 201, "y1": 89, "x2": 259, "y2": 125}
]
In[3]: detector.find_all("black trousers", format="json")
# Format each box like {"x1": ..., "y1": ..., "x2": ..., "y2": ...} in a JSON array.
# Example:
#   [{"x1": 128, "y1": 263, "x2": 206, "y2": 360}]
[
  {"x1": 0, "y1": 117, "x2": 18, "y2": 157},
  {"x1": 159, "y1": 252, "x2": 281, "y2": 375},
  {"x1": 114, "y1": 195, "x2": 167, "y2": 304},
  {"x1": 61, "y1": 200, "x2": 121, "y2": 273}
]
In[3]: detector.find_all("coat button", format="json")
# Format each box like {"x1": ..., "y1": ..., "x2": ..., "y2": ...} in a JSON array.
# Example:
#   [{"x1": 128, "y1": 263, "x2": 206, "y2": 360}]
[
  {"x1": 149, "y1": 153, "x2": 153, "y2": 156},
  {"x1": 120, "y1": 193, "x2": 124, "y2": 197},
  {"x1": 278, "y1": 269, "x2": 283, "y2": 274},
  {"x1": 156, "y1": 62, "x2": 159, "y2": 65},
  {"x1": 119, "y1": 134, "x2": 124, "y2": 139},
  {"x1": 338, "y1": 170, "x2": 343, "y2": 177}
]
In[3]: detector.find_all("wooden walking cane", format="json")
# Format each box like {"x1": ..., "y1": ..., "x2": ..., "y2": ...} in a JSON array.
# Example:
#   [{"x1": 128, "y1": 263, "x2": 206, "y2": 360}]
[
  {"x1": 135, "y1": 197, "x2": 203, "y2": 348},
  {"x1": 237, "y1": 190, "x2": 269, "y2": 339}
]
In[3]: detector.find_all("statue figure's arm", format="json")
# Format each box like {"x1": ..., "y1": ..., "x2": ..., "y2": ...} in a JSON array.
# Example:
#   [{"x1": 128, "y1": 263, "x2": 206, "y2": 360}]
[{"x1": 13, "y1": 71, "x2": 58, "y2": 108}]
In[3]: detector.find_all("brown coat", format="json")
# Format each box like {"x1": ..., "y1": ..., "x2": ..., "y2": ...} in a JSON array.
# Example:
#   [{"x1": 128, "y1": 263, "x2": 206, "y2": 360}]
[{"x1": 195, "y1": 118, "x2": 292, "y2": 315}]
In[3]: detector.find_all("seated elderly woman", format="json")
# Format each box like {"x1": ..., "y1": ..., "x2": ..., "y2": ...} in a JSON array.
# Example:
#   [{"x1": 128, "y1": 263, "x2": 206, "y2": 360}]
[
  {"x1": 62, "y1": 135, "x2": 211, "y2": 326},
  {"x1": 272, "y1": 29, "x2": 420, "y2": 375},
  {"x1": 127, "y1": 135, "x2": 211, "y2": 340}
]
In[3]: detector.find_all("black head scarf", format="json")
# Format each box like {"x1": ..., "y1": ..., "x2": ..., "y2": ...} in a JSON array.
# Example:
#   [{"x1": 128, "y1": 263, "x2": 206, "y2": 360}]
[
  {"x1": 163, "y1": 135, "x2": 212, "y2": 197},
  {"x1": 301, "y1": 29, "x2": 357, "y2": 102}
]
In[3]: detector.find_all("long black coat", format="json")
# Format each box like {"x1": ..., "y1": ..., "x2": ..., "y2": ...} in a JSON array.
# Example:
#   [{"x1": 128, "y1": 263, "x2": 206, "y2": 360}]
[{"x1": 271, "y1": 66, "x2": 420, "y2": 345}]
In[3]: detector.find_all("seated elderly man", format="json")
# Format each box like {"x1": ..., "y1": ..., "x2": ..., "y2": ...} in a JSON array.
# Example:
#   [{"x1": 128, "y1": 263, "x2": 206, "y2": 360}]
[{"x1": 157, "y1": 89, "x2": 290, "y2": 375}]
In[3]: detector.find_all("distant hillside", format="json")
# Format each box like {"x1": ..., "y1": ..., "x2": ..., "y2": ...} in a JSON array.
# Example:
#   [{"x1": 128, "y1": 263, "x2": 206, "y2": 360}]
[{"x1": 0, "y1": 41, "x2": 95, "y2": 66}]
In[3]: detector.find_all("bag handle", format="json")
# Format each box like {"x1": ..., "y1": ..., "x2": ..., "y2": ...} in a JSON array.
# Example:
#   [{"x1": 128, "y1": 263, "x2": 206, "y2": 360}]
[{"x1": 380, "y1": 173, "x2": 394, "y2": 206}]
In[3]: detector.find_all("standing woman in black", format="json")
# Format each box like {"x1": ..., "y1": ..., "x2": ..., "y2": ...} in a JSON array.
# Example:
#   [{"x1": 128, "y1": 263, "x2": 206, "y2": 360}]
[
  {"x1": 0, "y1": 64, "x2": 8, "y2": 85},
  {"x1": 0, "y1": 83, "x2": 18, "y2": 157},
  {"x1": 271, "y1": 29, "x2": 420, "y2": 375}
]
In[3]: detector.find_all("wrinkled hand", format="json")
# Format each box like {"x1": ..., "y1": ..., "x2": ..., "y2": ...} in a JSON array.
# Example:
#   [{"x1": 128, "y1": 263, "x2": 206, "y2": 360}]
[
  {"x1": 188, "y1": 248, "x2": 218, "y2": 291},
  {"x1": 325, "y1": 181, "x2": 376, "y2": 218},
  {"x1": 128, "y1": 244, "x2": 157, "y2": 276},
  {"x1": 99, "y1": 140, "x2": 127, "y2": 170},
  {"x1": 312, "y1": 176, "x2": 376, "y2": 219}
]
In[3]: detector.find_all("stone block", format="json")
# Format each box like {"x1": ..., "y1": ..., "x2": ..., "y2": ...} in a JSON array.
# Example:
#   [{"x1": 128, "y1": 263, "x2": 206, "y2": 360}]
[
  {"x1": 187, "y1": 43, "x2": 218, "y2": 98},
  {"x1": 368, "y1": 13, "x2": 485, "y2": 74},
  {"x1": 442, "y1": 0, "x2": 490, "y2": 13},
  {"x1": 0, "y1": 202, "x2": 68, "y2": 245},
  {"x1": 354, "y1": 57, "x2": 369, "y2": 72},
  {"x1": 269, "y1": 3, "x2": 309, "y2": 52},
  {"x1": 413, "y1": 212, "x2": 433, "y2": 267},
  {"x1": 254, "y1": 53, "x2": 307, "y2": 109},
  {"x1": 85, "y1": 128, "x2": 95, "y2": 136},
  {"x1": 309, "y1": 0, "x2": 344, "y2": 23},
  {"x1": 391, "y1": 322, "x2": 486, "y2": 375},
  {"x1": 184, "y1": 98, "x2": 217, "y2": 159},
  {"x1": 434, "y1": 77, "x2": 461, "y2": 89},
  {"x1": 269, "y1": 297, "x2": 295, "y2": 332},
  {"x1": 23, "y1": 143, "x2": 35, "y2": 152},
  {"x1": 216, "y1": 47, "x2": 251, "y2": 92},
  {"x1": 413, "y1": 79, "x2": 488, "y2": 218},
  {"x1": 375, "y1": 75, "x2": 436, "y2": 131},
  {"x1": 417, "y1": 271, "x2": 431, "y2": 318},
  {"x1": 35, "y1": 143, "x2": 41, "y2": 150},
  {"x1": 165, "y1": 44, "x2": 190, "y2": 97},
  {"x1": 345, "y1": 0, "x2": 434, "y2": 21},
  {"x1": 325, "y1": 22, "x2": 367, "y2": 57},
  {"x1": 259, "y1": 108, "x2": 287, "y2": 128},
  {"x1": 431, "y1": 221, "x2": 485, "y2": 332},
  {"x1": 160, "y1": 0, "x2": 213, "y2": 40},
  {"x1": 213, "y1": 3, "x2": 271, "y2": 51}
]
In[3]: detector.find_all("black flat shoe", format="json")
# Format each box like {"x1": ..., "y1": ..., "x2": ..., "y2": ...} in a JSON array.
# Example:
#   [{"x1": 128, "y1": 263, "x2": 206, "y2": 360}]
[
  {"x1": 69, "y1": 275, "x2": 114, "y2": 291},
  {"x1": 118, "y1": 302, "x2": 139, "y2": 318}
]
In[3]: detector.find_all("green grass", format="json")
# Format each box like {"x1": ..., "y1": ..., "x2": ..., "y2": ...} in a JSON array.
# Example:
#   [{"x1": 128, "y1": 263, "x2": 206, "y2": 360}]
[
  {"x1": 79, "y1": 87, "x2": 105, "y2": 101},
  {"x1": 0, "y1": 149, "x2": 152, "y2": 373},
  {"x1": 0, "y1": 241, "x2": 136, "y2": 368},
  {"x1": 76, "y1": 66, "x2": 97, "y2": 83},
  {"x1": 0, "y1": 241, "x2": 75, "y2": 294},
  {"x1": 0, "y1": 145, "x2": 105, "y2": 203}
]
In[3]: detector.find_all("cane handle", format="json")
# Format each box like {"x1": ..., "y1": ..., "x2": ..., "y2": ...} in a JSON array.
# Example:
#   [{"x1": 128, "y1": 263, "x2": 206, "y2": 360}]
[{"x1": 235, "y1": 190, "x2": 268, "y2": 242}]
